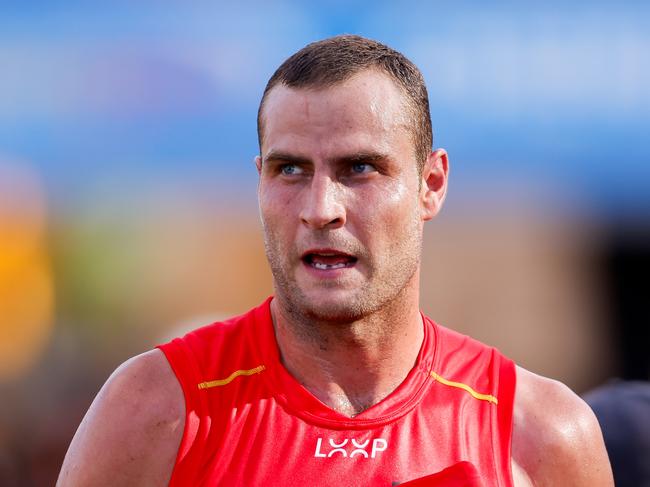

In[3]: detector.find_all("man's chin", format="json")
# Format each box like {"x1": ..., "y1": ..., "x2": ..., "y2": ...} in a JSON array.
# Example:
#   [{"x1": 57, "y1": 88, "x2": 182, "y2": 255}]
[{"x1": 293, "y1": 292, "x2": 369, "y2": 324}]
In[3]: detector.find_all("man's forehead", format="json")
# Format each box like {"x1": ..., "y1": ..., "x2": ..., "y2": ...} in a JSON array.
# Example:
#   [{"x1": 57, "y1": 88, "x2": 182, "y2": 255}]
[
  {"x1": 259, "y1": 70, "x2": 411, "y2": 151},
  {"x1": 263, "y1": 69, "x2": 407, "y2": 111}
]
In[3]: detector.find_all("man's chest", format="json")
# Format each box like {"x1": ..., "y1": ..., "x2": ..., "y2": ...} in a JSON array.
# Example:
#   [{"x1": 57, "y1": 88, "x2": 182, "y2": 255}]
[{"x1": 178, "y1": 398, "x2": 507, "y2": 486}]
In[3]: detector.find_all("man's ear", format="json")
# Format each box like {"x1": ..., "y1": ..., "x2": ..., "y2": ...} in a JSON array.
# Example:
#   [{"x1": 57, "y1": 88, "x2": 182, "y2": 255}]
[
  {"x1": 420, "y1": 149, "x2": 449, "y2": 221},
  {"x1": 255, "y1": 155, "x2": 262, "y2": 175}
]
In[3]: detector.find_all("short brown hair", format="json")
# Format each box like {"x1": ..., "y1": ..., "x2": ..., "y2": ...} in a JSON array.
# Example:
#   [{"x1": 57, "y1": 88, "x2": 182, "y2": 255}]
[{"x1": 257, "y1": 35, "x2": 433, "y2": 173}]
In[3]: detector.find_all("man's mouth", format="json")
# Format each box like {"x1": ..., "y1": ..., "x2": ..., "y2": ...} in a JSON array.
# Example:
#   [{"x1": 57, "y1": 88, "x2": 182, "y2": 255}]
[{"x1": 302, "y1": 250, "x2": 358, "y2": 270}]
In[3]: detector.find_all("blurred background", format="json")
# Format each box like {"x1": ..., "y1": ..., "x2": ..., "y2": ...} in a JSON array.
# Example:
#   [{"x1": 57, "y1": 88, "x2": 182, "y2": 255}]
[{"x1": 1, "y1": 1, "x2": 649, "y2": 485}]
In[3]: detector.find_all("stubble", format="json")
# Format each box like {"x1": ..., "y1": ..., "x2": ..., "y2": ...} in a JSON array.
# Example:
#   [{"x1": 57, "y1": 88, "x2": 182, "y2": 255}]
[{"x1": 261, "y1": 211, "x2": 423, "y2": 336}]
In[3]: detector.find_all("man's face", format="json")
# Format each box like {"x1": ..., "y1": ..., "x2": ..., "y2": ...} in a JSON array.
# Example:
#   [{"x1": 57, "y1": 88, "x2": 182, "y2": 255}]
[{"x1": 257, "y1": 70, "x2": 439, "y2": 323}]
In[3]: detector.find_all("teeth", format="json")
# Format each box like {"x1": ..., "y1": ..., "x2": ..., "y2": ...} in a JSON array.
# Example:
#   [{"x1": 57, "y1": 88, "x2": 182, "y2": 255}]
[{"x1": 313, "y1": 262, "x2": 347, "y2": 270}]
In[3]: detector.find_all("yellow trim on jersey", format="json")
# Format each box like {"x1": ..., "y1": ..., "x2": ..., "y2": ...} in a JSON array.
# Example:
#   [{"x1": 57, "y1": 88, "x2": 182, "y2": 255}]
[
  {"x1": 197, "y1": 365, "x2": 266, "y2": 390},
  {"x1": 430, "y1": 371, "x2": 498, "y2": 404}
]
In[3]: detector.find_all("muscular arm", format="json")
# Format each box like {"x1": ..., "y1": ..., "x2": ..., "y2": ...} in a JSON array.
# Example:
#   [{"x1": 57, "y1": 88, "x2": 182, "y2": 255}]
[
  {"x1": 57, "y1": 349, "x2": 185, "y2": 486},
  {"x1": 511, "y1": 366, "x2": 613, "y2": 486}
]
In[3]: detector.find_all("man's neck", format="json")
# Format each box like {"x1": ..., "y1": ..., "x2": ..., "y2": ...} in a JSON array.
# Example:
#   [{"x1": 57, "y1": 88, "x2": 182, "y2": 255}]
[{"x1": 270, "y1": 290, "x2": 424, "y2": 417}]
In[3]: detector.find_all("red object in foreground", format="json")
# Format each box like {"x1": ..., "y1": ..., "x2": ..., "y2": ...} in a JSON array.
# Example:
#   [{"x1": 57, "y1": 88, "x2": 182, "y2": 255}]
[{"x1": 398, "y1": 461, "x2": 485, "y2": 486}]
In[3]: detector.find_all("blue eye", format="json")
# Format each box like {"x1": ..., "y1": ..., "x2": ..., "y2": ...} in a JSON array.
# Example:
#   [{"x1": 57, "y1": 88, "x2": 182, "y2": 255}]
[
  {"x1": 352, "y1": 163, "x2": 374, "y2": 174},
  {"x1": 281, "y1": 164, "x2": 302, "y2": 175}
]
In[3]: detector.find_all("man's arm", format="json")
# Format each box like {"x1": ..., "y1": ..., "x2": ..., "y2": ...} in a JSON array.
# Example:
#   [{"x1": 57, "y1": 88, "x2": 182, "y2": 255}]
[
  {"x1": 512, "y1": 366, "x2": 613, "y2": 486},
  {"x1": 57, "y1": 349, "x2": 185, "y2": 486}
]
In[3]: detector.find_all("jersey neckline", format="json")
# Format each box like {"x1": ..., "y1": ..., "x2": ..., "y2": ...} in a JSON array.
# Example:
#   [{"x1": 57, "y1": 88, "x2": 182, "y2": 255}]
[{"x1": 251, "y1": 296, "x2": 439, "y2": 430}]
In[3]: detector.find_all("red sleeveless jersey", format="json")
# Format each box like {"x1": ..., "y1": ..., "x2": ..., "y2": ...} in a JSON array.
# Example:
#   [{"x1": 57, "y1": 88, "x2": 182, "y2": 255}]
[{"x1": 157, "y1": 297, "x2": 516, "y2": 486}]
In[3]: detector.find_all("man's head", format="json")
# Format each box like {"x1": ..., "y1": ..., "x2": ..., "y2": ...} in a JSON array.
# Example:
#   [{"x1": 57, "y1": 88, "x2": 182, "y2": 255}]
[
  {"x1": 257, "y1": 35, "x2": 432, "y2": 175},
  {"x1": 255, "y1": 35, "x2": 448, "y2": 325}
]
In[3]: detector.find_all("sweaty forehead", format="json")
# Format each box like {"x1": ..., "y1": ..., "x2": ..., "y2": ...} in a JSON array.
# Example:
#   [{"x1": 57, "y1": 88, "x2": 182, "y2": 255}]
[{"x1": 259, "y1": 71, "x2": 412, "y2": 156}]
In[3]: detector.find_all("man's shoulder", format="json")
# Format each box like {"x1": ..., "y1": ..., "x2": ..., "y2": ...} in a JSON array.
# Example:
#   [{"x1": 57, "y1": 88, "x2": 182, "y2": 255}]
[
  {"x1": 57, "y1": 350, "x2": 184, "y2": 486},
  {"x1": 105, "y1": 349, "x2": 185, "y2": 424},
  {"x1": 512, "y1": 366, "x2": 613, "y2": 486}
]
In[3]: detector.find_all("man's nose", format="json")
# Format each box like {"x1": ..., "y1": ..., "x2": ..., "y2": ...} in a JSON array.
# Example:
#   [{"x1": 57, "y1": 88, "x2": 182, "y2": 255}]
[{"x1": 299, "y1": 174, "x2": 346, "y2": 230}]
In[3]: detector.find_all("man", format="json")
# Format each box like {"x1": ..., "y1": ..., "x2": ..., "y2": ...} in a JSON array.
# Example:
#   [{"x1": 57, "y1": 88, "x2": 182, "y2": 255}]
[{"x1": 58, "y1": 35, "x2": 613, "y2": 486}]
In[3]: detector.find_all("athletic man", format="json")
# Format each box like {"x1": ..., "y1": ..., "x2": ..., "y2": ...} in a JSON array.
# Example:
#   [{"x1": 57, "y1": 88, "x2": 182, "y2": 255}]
[{"x1": 58, "y1": 35, "x2": 613, "y2": 486}]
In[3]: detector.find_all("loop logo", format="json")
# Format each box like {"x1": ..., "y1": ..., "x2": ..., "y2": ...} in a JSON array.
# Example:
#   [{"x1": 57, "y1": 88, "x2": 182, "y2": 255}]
[{"x1": 314, "y1": 437, "x2": 388, "y2": 458}]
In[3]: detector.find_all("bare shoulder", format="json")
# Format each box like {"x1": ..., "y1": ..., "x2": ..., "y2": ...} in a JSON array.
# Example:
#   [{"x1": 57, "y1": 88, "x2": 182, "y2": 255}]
[
  {"x1": 57, "y1": 349, "x2": 185, "y2": 486},
  {"x1": 511, "y1": 366, "x2": 613, "y2": 486}
]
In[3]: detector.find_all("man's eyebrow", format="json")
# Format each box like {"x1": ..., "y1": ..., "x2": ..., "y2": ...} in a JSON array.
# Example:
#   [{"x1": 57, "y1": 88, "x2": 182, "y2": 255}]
[
  {"x1": 262, "y1": 151, "x2": 389, "y2": 166},
  {"x1": 334, "y1": 152, "x2": 389, "y2": 164},
  {"x1": 262, "y1": 151, "x2": 311, "y2": 165}
]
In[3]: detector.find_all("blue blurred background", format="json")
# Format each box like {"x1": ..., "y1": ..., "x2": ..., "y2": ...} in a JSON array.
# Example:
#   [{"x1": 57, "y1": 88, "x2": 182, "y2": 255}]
[{"x1": 1, "y1": 2, "x2": 648, "y2": 485}]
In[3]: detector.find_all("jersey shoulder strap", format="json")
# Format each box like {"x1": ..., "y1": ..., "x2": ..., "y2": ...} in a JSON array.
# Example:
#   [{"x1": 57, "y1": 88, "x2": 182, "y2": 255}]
[
  {"x1": 431, "y1": 321, "x2": 517, "y2": 486},
  {"x1": 156, "y1": 297, "x2": 273, "y2": 480}
]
